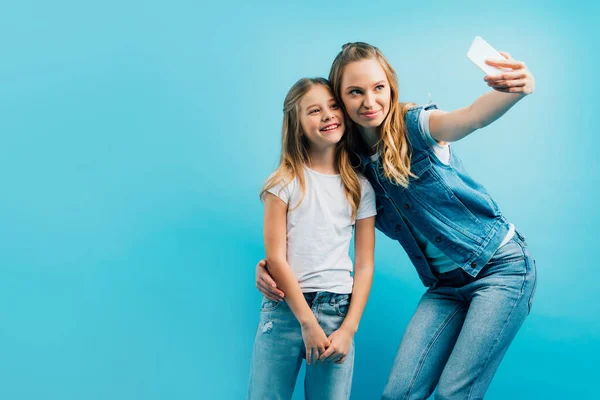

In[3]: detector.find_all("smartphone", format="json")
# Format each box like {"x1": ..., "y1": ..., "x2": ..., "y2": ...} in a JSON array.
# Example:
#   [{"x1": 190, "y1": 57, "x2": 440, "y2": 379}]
[{"x1": 467, "y1": 36, "x2": 507, "y2": 76}]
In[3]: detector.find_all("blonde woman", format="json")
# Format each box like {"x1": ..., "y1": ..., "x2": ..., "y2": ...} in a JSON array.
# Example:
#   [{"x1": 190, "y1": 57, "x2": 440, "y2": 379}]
[
  {"x1": 247, "y1": 77, "x2": 376, "y2": 399},
  {"x1": 256, "y1": 43, "x2": 537, "y2": 399}
]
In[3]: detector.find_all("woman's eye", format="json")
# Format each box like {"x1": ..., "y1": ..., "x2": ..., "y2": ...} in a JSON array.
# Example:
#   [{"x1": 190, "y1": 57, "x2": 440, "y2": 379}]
[
  {"x1": 375, "y1": 85, "x2": 385, "y2": 91},
  {"x1": 349, "y1": 89, "x2": 361, "y2": 95}
]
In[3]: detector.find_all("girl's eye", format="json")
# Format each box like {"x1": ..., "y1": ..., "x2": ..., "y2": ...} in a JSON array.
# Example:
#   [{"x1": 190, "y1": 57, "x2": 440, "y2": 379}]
[
  {"x1": 331, "y1": 104, "x2": 340, "y2": 109},
  {"x1": 349, "y1": 89, "x2": 361, "y2": 95},
  {"x1": 310, "y1": 109, "x2": 320, "y2": 114}
]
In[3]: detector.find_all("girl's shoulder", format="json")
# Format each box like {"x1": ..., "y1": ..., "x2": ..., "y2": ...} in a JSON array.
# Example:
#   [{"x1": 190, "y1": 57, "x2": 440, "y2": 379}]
[
  {"x1": 262, "y1": 169, "x2": 300, "y2": 204},
  {"x1": 357, "y1": 172, "x2": 375, "y2": 193}
]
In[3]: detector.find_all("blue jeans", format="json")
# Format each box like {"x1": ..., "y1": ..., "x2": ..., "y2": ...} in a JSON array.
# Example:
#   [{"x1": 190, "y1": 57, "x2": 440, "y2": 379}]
[
  {"x1": 382, "y1": 231, "x2": 537, "y2": 400},
  {"x1": 247, "y1": 292, "x2": 355, "y2": 400}
]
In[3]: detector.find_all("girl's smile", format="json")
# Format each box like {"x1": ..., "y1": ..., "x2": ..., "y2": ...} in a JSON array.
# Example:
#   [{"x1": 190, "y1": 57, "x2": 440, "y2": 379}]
[{"x1": 320, "y1": 123, "x2": 341, "y2": 133}]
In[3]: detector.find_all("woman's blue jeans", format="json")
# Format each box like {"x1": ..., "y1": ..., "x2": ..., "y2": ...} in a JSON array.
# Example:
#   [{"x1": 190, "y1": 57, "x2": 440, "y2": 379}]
[{"x1": 382, "y1": 231, "x2": 537, "y2": 400}]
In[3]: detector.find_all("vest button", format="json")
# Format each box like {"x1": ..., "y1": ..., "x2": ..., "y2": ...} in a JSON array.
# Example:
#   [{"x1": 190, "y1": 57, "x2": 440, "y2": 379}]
[
  {"x1": 435, "y1": 236, "x2": 442, "y2": 243},
  {"x1": 404, "y1": 203, "x2": 410, "y2": 209},
  {"x1": 471, "y1": 262, "x2": 477, "y2": 268}
]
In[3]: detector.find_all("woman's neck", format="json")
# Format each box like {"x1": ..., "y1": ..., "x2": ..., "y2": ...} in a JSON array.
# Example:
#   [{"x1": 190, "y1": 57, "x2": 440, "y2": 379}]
[
  {"x1": 307, "y1": 145, "x2": 338, "y2": 175},
  {"x1": 358, "y1": 125, "x2": 380, "y2": 154}
]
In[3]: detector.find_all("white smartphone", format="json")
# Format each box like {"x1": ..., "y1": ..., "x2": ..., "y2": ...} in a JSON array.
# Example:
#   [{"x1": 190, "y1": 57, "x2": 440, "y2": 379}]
[{"x1": 466, "y1": 36, "x2": 507, "y2": 76}]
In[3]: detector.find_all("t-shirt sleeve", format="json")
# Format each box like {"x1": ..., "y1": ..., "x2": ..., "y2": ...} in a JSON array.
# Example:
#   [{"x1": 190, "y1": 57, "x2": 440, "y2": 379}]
[
  {"x1": 263, "y1": 175, "x2": 295, "y2": 205},
  {"x1": 356, "y1": 177, "x2": 377, "y2": 220},
  {"x1": 418, "y1": 108, "x2": 451, "y2": 165}
]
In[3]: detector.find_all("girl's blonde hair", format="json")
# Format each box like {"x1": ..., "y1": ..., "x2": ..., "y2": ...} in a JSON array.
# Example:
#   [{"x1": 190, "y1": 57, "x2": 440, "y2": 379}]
[
  {"x1": 260, "y1": 77, "x2": 362, "y2": 220},
  {"x1": 329, "y1": 42, "x2": 415, "y2": 187}
]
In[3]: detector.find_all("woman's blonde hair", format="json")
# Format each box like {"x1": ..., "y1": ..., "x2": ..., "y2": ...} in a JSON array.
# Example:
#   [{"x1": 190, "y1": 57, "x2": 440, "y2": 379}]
[
  {"x1": 329, "y1": 42, "x2": 415, "y2": 187},
  {"x1": 260, "y1": 77, "x2": 362, "y2": 220}
]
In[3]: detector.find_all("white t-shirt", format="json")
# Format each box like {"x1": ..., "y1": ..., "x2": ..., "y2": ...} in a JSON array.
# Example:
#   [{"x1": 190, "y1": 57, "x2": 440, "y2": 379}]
[{"x1": 265, "y1": 167, "x2": 377, "y2": 294}]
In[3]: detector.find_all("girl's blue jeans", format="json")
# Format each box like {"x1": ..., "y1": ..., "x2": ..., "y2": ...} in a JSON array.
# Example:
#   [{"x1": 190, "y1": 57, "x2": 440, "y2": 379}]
[{"x1": 247, "y1": 292, "x2": 354, "y2": 400}]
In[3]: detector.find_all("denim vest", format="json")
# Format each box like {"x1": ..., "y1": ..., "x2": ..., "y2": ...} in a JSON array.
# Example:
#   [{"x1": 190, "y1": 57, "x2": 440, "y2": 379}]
[{"x1": 358, "y1": 104, "x2": 511, "y2": 287}]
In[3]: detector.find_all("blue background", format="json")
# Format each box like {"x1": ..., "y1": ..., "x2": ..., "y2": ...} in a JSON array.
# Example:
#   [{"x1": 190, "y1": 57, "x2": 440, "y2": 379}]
[{"x1": 1, "y1": 1, "x2": 598, "y2": 399}]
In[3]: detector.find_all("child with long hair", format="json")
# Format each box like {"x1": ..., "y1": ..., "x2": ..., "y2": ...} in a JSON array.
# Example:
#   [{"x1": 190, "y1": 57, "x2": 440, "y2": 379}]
[{"x1": 247, "y1": 77, "x2": 376, "y2": 399}]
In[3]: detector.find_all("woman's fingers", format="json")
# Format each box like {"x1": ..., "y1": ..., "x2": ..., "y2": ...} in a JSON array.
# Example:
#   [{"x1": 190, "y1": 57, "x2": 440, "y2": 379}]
[
  {"x1": 256, "y1": 277, "x2": 283, "y2": 300},
  {"x1": 257, "y1": 276, "x2": 284, "y2": 300},
  {"x1": 493, "y1": 86, "x2": 531, "y2": 94},
  {"x1": 260, "y1": 273, "x2": 284, "y2": 296},
  {"x1": 488, "y1": 79, "x2": 527, "y2": 89},
  {"x1": 255, "y1": 261, "x2": 285, "y2": 300},
  {"x1": 484, "y1": 72, "x2": 527, "y2": 82},
  {"x1": 258, "y1": 287, "x2": 281, "y2": 301},
  {"x1": 498, "y1": 51, "x2": 512, "y2": 60},
  {"x1": 485, "y1": 58, "x2": 526, "y2": 69}
]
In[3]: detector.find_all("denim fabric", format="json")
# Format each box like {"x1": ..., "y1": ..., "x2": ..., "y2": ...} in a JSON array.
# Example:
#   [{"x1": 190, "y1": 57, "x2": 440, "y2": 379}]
[
  {"x1": 247, "y1": 292, "x2": 354, "y2": 400},
  {"x1": 358, "y1": 104, "x2": 512, "y2": 287},
  {"x1": 381, "y1": 231, "x2": 538, "y2": 400}
]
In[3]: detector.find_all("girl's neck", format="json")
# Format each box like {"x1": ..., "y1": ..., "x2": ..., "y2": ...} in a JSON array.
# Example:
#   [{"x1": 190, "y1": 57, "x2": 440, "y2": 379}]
[{"x1": 307, "y1": 145, "x2": 338, "y2": 175}]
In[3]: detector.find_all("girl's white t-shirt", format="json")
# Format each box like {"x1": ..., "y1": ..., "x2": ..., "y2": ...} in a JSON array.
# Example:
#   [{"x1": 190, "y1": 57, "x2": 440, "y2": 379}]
[{"x1": 265, "y1": 167, "x2": 377, "y2": 294}]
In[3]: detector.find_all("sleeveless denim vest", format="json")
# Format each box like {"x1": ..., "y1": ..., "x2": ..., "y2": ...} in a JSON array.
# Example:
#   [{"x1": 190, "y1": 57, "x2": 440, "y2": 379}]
[{"x1": 358, "y1": 104, "x2": 511, "y2": 287}]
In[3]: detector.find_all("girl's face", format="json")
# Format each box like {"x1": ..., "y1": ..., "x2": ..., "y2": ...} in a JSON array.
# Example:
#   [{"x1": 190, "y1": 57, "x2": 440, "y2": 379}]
[
  {"x1": 299, "y1": 85, "x2": 344, "y2": 150},
  {"x1": 339, "y1": 58, "x2": 391, "y2": 130}
]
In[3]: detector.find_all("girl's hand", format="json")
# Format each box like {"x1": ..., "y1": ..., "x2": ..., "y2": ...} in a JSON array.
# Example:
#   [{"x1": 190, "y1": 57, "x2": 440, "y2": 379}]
[
  {"x1": 318, "y1": 327, "x2": 353, "y2": 364},
  {"x1": 301, "y1": 321, "x2": 330, "y2": 365},
  {"x1": 484, "y1": 52, "x2": 535, "y2": 96},
  {"x1": 255, "y1": 259, "x2": 285, "y2": 301}
]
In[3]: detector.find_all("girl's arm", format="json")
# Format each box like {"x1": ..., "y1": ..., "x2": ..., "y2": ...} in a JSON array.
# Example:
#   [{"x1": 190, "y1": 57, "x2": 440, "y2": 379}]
[
  {"x1": 429, "y1": 51, "x2": 535, "y2": 143},
  {"x1": 263, "y1": 193, "x2": 329, "y2": 364},
  {"x1": 320, "y1": 215, "x2": 376, "y2": 364}
]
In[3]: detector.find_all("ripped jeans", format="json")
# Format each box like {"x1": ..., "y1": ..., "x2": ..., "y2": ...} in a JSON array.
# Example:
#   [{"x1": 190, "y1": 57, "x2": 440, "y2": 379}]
[{"x1": 247, "y1": 292, "x2": 354, "y2": 400}]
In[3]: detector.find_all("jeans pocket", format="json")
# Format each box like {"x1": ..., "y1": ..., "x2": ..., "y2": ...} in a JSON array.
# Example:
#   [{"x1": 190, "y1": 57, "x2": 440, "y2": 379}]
[
  {"x1": 260, "y1": 296, "x2": 283, "y2": 312},
  {"x1": 334, "y1": 296, "x2": 350, "y2": 317}
]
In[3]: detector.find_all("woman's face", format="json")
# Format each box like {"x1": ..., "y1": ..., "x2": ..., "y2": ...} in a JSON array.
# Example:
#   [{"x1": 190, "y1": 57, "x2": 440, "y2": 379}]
[{"x1": 339, "y1": 58, "x2": 391, "y2": 130}]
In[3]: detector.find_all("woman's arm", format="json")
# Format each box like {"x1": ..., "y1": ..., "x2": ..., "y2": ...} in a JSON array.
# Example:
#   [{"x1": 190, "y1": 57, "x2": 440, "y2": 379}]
[
  {"x1": 262, "y1": 193, "x2": 329, "y2": 364},
  {"x1": 320, "y1": 215, "x2": 376, "y2": 364},
  {"x1": 429, "y1": 51, "x2": 535, "y2": 143}
]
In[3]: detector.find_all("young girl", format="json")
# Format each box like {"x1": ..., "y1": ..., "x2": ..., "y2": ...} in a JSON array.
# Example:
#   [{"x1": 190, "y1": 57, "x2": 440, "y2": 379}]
[
  {"x1": 247, "y1": 77, "x2": 376, "y2": 399},
  {"x1": 256, "y1": 43, "x2": 537, "y2": 399}
]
